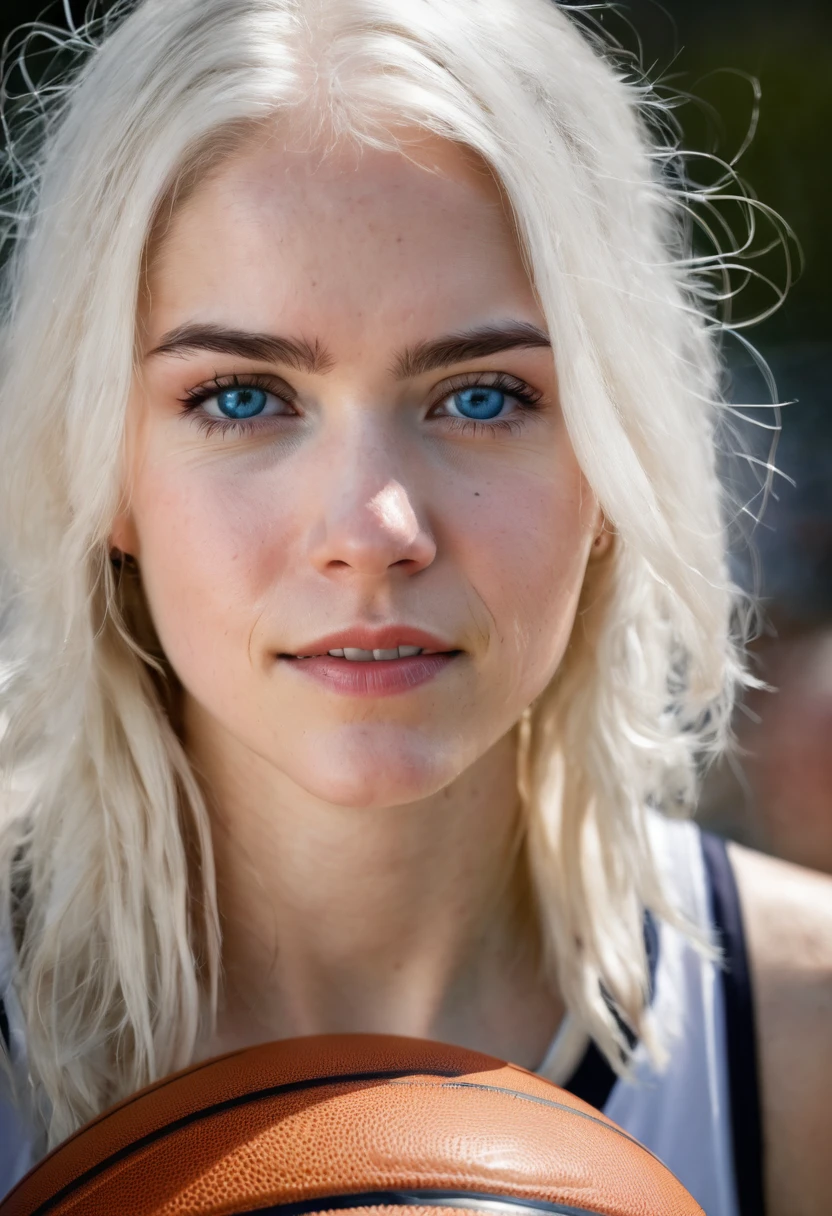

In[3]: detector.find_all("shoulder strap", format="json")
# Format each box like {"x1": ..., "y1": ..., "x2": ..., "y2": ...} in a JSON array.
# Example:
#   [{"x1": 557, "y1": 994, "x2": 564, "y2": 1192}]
[
  {"x1": 1, "y1": 860, "x2": 26, "y2": 1058},
  {"x1": 563, "y1": 909, "x2": 660, "y2": 1110},
  {"x1": 1, "y1": 846, "x2": 30, "y2": 1059},
  {"x1": 562, "y1": 1037, "x2": 617, "y2": 1110},
  {"x1": 700, "y1": 831, "x2": 766, "y2": 1216}
]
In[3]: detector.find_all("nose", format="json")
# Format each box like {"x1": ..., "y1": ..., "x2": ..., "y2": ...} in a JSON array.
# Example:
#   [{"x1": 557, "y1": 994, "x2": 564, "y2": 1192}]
[{"x1": 307, "y1": 445, "x2": 437, "y2": 581}]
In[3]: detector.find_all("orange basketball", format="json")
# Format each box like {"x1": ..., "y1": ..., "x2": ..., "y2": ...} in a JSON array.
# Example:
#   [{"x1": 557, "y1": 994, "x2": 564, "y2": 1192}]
[{"x1": 0, "y1": 1034, "x2": 702, "y2": 1216}]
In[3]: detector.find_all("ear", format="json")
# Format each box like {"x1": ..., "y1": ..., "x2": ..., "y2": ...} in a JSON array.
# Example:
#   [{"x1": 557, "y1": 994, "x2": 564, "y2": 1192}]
[
  {"x1": 109, "y1": 509, "x2": 139, "y2": 561},
  {"x1": 589, "y1": 510, "x2": 613, "y2": 560}
]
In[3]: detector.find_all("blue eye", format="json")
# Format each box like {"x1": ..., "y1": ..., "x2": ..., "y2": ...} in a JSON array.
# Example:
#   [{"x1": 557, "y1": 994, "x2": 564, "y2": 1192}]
[
  {"x1": 213, "y1": 386, "x2": 270, "y2": 419},
  {"x1": 183, "y1": 378, "x2": 291, "y2": 429},
  {"x1": 448, "y1": 386, "x2": 506, "y2": 420}
]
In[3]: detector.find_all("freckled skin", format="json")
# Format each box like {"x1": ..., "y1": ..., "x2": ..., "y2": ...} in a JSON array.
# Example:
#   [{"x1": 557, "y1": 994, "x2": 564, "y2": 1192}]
[
  {"x1": 111, "y1": 130, "x2": 610, "y2": 1065},
  {"x1": 119, "y1": 132, "x2": 604, "y2": 811}
]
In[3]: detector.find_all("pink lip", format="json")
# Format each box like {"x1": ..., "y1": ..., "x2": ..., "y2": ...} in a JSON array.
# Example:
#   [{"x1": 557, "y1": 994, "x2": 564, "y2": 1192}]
[
  {"x1": 276, "y1": 625, "x2": 462, "y2": 698},
  {"x1": 281, "y1": 651, "x2": 460, "y2": 697}
]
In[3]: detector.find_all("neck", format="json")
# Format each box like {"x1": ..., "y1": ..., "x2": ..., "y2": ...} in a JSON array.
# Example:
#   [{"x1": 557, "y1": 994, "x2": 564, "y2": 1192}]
[{"x1": 186, "y1": 710, "x2": 562, "y2": 1069}]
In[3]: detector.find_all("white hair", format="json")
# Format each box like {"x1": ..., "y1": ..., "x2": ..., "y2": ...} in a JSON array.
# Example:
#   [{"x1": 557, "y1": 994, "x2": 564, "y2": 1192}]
[{"x1": 0, "y1": 0, "x2": 771, "y2": 1151}]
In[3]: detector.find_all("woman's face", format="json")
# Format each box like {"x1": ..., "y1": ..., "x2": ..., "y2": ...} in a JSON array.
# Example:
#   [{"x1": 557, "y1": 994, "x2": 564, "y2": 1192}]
[{"x1": 118, "y1": 129, "x2": 604, "y2": 808}]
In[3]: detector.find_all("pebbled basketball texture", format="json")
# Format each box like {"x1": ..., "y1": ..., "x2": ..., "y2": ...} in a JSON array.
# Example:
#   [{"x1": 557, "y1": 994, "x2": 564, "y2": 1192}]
[{"x1": 0, "y1": 1034, "x2": 703, "y2": 1216}]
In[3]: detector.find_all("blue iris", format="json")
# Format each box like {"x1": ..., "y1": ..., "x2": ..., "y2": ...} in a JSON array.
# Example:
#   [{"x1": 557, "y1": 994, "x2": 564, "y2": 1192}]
[
  {"x1": 216, "y1": 386, "x2": 269, "y2": 419},
  {"x1": 452, "y1": 387, "x2": 505, "y2": 420}
]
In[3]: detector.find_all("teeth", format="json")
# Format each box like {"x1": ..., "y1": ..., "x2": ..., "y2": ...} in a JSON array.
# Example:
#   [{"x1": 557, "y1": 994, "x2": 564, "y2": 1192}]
[
  {"x1": 323, "y1": 645, "x2": 427, "y2": 661},
  {"x1": 291, "y1": 645, "x2": 431, "y2": 661}
]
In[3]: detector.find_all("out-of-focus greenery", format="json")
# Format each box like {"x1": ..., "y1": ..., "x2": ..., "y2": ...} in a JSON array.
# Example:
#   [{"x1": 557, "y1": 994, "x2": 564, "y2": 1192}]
[{"x1": 623, "y1": 1, "x2": 831, "y2": 349}]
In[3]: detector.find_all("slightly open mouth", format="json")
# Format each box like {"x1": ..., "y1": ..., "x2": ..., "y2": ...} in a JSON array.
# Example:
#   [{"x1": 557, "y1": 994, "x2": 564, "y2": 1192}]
[{"x1": 281, "y1": 648, "x2": 460, "y2": 663}]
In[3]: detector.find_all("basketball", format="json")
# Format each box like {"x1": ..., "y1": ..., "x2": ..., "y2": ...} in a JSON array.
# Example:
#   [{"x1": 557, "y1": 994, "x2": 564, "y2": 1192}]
[{"x1": 0, "y1": 1033, "x2": 702, "y2": 1216}]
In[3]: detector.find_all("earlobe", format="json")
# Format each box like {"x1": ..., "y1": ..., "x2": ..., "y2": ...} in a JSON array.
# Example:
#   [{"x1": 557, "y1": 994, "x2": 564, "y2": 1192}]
[
  {"x1": 590, "y1": 515, "x2": 613, "y2": 559},
  {"x1": 109, "y1": 512, "x2": 139, "y2": 562}
]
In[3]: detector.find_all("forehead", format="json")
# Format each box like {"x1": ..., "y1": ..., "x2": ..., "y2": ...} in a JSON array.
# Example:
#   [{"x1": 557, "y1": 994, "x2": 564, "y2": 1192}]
[{"x1": 142, "y1": 128, "x2": 539, "y2": 347}]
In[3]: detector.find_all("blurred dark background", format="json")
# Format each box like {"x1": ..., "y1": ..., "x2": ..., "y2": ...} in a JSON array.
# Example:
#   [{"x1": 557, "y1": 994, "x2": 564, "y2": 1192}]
[{"x1": 1, "y1": 0, "x2": 830, "y2": 868}]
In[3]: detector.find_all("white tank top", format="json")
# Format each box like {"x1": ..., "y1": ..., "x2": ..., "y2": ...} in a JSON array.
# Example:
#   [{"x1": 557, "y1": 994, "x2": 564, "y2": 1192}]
[
  {"x1": 0, "y1": 814, "x2": 763, "y2": 1213},
  {"x1": 534, "y1": 814, "x2": 760, "y2": 1216}
]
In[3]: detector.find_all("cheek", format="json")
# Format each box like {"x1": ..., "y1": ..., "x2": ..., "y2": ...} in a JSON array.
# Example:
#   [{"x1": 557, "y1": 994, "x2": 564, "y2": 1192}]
[
  {"x1": 130, "y1": 455, "x2": 292, "y2": 691},
  {"x1": 459, "y1": 467, "x2": 592, "y2": 689}
]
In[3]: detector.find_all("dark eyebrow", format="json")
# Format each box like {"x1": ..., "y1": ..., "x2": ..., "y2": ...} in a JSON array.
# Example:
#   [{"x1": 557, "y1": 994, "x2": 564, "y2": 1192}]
[
  {"x1": 391, "y1": 321, "x2": 551, "y2": 379},
  {"x1": 145, "y1": 319, "x2": 551, "y2": 377},
  {"x1": 145, "y1": 324, "x2": 335, "y2": 373}
]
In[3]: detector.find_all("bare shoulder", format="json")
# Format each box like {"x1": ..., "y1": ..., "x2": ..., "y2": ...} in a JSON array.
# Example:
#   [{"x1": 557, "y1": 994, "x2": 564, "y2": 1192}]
[{"x1": 728, "y1": 842, "x2": 832, "y2": 1216}]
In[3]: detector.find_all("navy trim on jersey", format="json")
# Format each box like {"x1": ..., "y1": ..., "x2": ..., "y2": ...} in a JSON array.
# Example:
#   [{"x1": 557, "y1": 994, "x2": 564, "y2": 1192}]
[
  {"x1": 701, "y1": 831, "x2": 766, "y2": 1216},
  {"x1": 563, "y1": 909, "x2": 659, "y2": 1112},
  {"x1": 561, "y1": 1038, "x2": 617, "y2": 1112}
]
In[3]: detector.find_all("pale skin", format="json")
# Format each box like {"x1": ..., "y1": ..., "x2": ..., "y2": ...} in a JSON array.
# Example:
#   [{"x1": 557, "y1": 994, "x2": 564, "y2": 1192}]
[{"x1": 112, "y1": 127, "x2": 832, "y2": 1215}]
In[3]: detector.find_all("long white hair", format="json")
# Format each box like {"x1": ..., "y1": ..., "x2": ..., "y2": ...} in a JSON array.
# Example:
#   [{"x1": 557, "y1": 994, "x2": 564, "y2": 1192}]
[{"x1": 0, "y1": 0, "x2": 768, "y2": 1151}]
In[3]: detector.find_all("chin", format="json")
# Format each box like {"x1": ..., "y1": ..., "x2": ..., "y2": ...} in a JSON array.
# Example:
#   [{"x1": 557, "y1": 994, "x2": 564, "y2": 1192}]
[{"x1": 287, "y1": 732, "x2": 461, "y2": 809}]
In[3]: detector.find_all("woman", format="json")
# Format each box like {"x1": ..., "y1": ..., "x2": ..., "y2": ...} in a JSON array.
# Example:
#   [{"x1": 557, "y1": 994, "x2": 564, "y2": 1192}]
[{"x1": 0, "y1": 1, "x2": 829, "y2": 1212}]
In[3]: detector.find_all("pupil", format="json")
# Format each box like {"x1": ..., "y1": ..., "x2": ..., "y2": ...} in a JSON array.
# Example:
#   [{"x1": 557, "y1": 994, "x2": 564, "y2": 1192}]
[
  {"x1": 455, "y1": 387, "x2": 504, "y2": 420},
  {"x1": 217, "y1": 387, "x2": 267, "y2": 419}
]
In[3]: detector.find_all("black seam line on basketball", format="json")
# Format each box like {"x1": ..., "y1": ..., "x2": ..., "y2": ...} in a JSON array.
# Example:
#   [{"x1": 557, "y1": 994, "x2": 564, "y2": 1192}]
[
  {"x1": 387, "y1": 1080, "x2": 674, "y2": 1178},
  {"x1": 233, "y1": 1190, "x2": 613, "y2": 1216},
  {"x1": 24, "y1": 1069, "x2": 464, "y2": 1216},
  {"x1": 390, "y1": 1080, "x2": 643, "y2": 1151}
]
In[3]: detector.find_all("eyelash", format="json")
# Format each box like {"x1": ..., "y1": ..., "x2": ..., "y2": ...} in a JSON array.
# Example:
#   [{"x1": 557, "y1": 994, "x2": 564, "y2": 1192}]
[
  {"x1": 433, "y1": 372, "x2": 544, "y2": 438},
  {"x1": 178, "y1": 373, "x2": 291, "y2": 439},
  {"x1": 178, "y1": 370, "x2": 544, "y2": 440}
]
